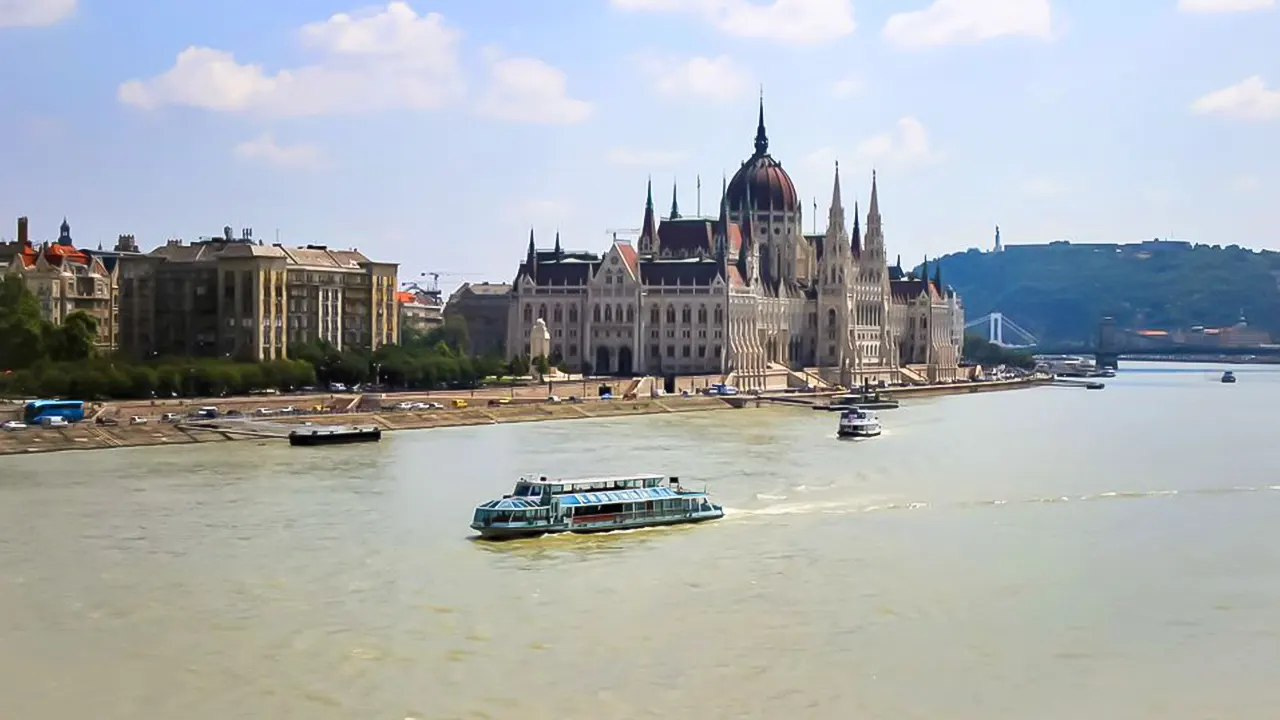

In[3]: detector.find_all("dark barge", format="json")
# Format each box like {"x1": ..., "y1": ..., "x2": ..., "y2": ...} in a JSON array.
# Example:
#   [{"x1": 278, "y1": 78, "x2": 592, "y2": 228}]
[{"x1": 288, "y1": 426, "x2": 382, "y2": 447}]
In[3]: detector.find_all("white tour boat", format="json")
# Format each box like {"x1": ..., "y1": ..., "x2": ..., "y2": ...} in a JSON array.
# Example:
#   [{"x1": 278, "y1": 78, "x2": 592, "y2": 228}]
[
  {"x1": 837, "y1": 408, "x2": 881, "y2": 438},
  {"x1": 470, "y1": 474, "x2": 725, "y2": 540}
]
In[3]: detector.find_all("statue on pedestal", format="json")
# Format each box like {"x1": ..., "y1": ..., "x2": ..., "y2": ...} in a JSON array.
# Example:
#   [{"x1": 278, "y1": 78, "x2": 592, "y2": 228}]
[{"x1": 530, "y1": 318, "x2": 551, "y2": 380}]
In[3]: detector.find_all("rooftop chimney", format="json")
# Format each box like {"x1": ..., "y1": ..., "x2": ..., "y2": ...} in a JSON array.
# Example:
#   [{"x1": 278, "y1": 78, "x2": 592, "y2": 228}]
[{"x1": 17, "y1": 216, "x2": 29, "y2": 246}]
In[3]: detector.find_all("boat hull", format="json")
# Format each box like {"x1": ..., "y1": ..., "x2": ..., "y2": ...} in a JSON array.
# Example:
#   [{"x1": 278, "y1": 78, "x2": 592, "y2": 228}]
[
  {"x1": 472, "y1": 510, "x2": 725, "y2": 540},
  {"x1": 837, "y1": 427, "x2": 881, "y2": 438},
  {"x1": 288, "y1": 428, "x2": 382, "y2": 446}
]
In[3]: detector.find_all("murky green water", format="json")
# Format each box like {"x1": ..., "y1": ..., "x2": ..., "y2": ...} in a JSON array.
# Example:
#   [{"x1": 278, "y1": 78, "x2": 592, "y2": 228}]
[{"x1": 2, "y1": 363, "x2": 1278, "y2": 719}]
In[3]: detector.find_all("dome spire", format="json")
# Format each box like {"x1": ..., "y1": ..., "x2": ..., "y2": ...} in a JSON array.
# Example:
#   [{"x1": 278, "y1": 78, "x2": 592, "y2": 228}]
[{"x1": 754, "y1": 87, "x2": 768, "y2": 156}]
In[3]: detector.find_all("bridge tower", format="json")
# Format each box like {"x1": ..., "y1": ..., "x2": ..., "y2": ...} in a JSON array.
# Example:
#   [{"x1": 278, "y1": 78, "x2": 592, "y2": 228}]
[{"x1": 1096, "y1": 316, "x2": 1120, "y2": 369}]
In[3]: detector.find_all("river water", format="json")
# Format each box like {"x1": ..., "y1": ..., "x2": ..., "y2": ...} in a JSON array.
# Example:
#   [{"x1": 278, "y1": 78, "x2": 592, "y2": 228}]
[{"x1": 2, "y1": 362, "x2": 1278, "y2": 719}]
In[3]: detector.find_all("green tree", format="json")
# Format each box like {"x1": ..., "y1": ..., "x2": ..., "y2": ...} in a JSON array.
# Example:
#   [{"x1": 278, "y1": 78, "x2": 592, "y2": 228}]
[
  {"x1": 47, "y1": 311, "x2": 99, "y2": 362},
  {"x1": 0, "y1": 275, "x2": 47, "y2": 369}
]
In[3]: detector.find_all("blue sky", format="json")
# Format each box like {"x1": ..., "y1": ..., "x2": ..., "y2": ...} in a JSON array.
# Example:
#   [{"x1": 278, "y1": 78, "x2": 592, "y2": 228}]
[{"x1": 2, "y1": 0, "x2": 1278, "y2": 289}]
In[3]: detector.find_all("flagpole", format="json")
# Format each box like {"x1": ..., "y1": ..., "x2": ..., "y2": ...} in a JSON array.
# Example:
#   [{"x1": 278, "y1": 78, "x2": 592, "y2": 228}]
[{"x1": 697, "y1": 175, "x2": 701, "y2": 217}]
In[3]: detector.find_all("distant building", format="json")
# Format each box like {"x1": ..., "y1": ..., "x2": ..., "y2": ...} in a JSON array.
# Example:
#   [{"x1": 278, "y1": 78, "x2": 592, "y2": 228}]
[
  {"x1": 3, "y1": 217, "x2": 118, "y2": 350},
  {"x1": 444, "y1": 282, "x2": 512, "y2": 358},
  {"x1": 504, "y1": 99, "x2": 964, "y2": 385},
  {"x1": 117, "y1": 229, "x2": 397, "y2": 361},
  {"x1": 397, "y1": 282, "x2": 444, "y2": 341}
]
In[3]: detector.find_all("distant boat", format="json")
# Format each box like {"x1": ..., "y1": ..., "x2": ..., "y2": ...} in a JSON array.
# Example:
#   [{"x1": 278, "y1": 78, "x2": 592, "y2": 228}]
[
  {"x1": 288, "y1": 426, "x2": 382, "y2": 446},
  {"x1": 1221, "y1": 371, "x2": 1236, "y2": 384},
  {"x1": 837, "y1": 408, "x2": 882, "y2": 439}
]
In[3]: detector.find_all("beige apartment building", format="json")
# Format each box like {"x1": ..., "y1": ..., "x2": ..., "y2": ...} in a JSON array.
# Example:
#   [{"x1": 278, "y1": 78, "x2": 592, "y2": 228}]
[
  {"x1": 117, "y1": 229, "x2": 397, "y2": 361},
  {"x1": 3, "y1": 217, "x2": 118, "y2": 350}
]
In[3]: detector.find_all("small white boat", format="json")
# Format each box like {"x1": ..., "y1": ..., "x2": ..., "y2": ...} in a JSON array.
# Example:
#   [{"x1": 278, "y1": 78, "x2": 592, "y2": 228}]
[{"x1": 837, "y1": 408, "x2": 881, "y2": 438}]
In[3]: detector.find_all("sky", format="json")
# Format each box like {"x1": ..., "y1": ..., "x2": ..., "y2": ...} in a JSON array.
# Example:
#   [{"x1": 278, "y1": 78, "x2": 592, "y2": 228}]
[{"x1": 1, "y1": 0, "x2": 1278, "y2": 290}]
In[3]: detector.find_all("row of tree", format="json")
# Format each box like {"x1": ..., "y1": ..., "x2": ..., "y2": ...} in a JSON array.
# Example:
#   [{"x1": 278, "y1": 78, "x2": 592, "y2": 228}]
[
  {"x1": 962, "y1": 335, "x2": 1037, "y2": 369},
  {"x1": 0, "y1": 276, "x2": 527, "y2": 399}
]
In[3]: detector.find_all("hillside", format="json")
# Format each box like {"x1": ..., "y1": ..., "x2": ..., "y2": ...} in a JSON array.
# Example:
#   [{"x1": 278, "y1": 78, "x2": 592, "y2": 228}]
[{"x1": 929, "y1": 240, "x2": 1280, "y2": 346}]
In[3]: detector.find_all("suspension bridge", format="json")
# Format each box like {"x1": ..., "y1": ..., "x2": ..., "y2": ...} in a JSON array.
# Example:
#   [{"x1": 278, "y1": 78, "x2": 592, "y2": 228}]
[{"x1": 964, "y1": 312, "x2": 1038, "y2": 348}]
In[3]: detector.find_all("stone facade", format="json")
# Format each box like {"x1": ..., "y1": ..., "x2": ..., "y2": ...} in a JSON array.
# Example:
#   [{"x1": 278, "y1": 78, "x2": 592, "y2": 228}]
[
  {"x1": 117, "y1": 231, "x2": 397, "y2": 361},
  {"x1": 3, "y1": 217, "x2": 118, "y2": 350},
  {"x1": 504, "y1": 101, "x2": 964, "y2": 386},
  {"x1": 443, "y1": 282, "x2": 512, "y2": 358}
]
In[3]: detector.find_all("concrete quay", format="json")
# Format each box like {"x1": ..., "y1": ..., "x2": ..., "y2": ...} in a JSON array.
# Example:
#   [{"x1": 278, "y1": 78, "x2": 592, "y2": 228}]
[{"x1": 0, "y1": 395, "x2": 735, "y2": 457}]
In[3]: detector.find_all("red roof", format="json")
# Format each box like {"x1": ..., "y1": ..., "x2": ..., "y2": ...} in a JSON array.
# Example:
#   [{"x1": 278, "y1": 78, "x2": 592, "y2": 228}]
[{"x1": 616, "y1": 241, "x2": 638, "y2": 274}]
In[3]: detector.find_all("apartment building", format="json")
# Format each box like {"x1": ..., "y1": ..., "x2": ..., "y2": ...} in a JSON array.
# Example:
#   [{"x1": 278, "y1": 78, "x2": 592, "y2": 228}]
[
  {"x1": 117, "y1": 228, "x2": 397, "y2": 361},
  {"x1": 3, "y1": 217, "x2": 118, "y2": 349}
]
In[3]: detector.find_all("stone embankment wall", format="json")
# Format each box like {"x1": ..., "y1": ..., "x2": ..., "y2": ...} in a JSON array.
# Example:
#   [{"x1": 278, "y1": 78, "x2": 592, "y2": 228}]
[{"x1": 0, "y1": 396, "x2": 735, "y2": 457}]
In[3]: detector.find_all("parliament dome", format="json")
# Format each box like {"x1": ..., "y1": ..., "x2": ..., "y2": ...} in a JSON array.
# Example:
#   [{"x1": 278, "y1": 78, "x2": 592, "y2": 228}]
[{"x1": 726, "y1": 99, "x2": 799, "y2": 214}]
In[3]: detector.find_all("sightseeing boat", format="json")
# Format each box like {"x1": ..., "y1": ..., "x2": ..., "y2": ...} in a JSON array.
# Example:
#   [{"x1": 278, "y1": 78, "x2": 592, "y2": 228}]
[
  {"x1": 470, "y1": 474, "x2": 724, "y2": 540},
  {"x1": 288, "y1": 425, "x2": 382, "y2": 446},
  {"x1": 837, "y1": 408, "x2": 882, "y2": 439}
]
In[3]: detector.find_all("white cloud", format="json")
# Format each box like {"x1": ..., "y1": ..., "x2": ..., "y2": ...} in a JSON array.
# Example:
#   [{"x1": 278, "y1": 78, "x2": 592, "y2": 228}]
[
  {"x1": 0, "y1": 0, "x2": 75, "y2": 27},
  {"x1": 855, "y1": 116, "x2": 934, "y2": 169},
  {"x1": 639, "y1": 54, "x2": 751, "y2": 103},
  {"x1": 474, "y1": 47, "x2": 593, "y2": 124},
  {"x1": 233, "y1": 132, "x2": 324, "y2": 170},
  {"x1": 117, "y1": 2, "x2": 465, "y2": 117},
  {"x1": 605, "y1": 147, "x2": 686, "y2": 166},
  {"x1": 1177, "y1": 0, "x2": 1274, "y2": 13},
  {"x1": 883, "y1": 0, "x2": 1054, "y2": 49},
  {"x1": 801, "y1": 146, "x2": 839, "y2": 172},
  {"x1": 1191, "y1": 76, "x2": 1280, "y2": 120},
  {"x1": 610, "y1": 0, "x2": 855, "y2": 45},
  {"x1": 830, "y1": 76, "x2": 863, "y2": 98}
]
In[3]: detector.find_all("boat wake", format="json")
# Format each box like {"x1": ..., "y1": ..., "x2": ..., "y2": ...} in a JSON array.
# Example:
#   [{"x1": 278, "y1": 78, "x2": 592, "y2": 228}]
[{"x1": 725, "y1": 485, "x2": 1280, "y2": 521}]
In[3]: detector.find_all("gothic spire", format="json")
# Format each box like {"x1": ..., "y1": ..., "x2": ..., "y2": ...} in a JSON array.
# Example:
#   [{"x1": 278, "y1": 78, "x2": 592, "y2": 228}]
[
  {"x1": 640, "y1": 177, "x2": 660, "y2": 253},
  {"x1": 868, "y1": 170, "x2": 880, "y2": 222},
  {"x1": 753, "y1": 89, "x2": 768, "y2": 156},
  {"x1": 670, "y1": 179, "x2": 680, "y2": 219},
  {"x1": 828, "y1": 161, "x2": 844, "y2": 235},
  {"x1": 524, "y1": 227, "x2": 537, "y2": 282},
  {"x1": 554, "y1": 230, "x2": 562, "y2": 258},
  {"x1": 933, "y1": 258, "x2": 942, "y2": 292},
  {"x1": 526, "y1": 227, "x2": 535, "y2": 256},
  {"x1": 851, "y1": 201, "x2": 861, "y2": 256}
]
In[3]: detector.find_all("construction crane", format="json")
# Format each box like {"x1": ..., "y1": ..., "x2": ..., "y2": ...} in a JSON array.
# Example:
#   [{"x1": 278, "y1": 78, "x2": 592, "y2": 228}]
[
  {"x1": 402, "y1": 271, "x2": 485, "y2": 294},
  {"x1": 604, "y1": 228, "x2": 642, "y2": 241}
]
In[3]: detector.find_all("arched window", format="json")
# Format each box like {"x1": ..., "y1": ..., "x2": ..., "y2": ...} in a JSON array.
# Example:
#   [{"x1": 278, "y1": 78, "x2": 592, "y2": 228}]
[
  {"x1": 523, "y1": 305, "x2": 533, "y2": 323},
  {"x1": 538, "y1": 304, "x2": 547, "y2": 320},
  {"x1": 828, "y1": 308, "x2": 838, "y2": 326},
  {"x1": 569, "y1": 305, "x2": 578, "y2": 323},
  {"x1": 681, "y1": 305, "x2": 691, "y2": 324},
  {"x1": 605, "y1": 305, "x2": 613, "y2": 323},
  {"x1": 714, "y1": 305, "x2": 723, "y2": 324},
  {"x1": 553, "y1": 304, "x2": 563, "y2": 322},
  {"x1": 697, "y1": 306, "x2": 707, "y2": 324},
  {"x1": 615, "y1": 304, "x2": 623, "y2": 323},
  {"x1": 593, "y1": 304, "x2": 601, "y2": 323},
  {"x1": 650, "y1": 306, "x2": 660, "y2": 324},
  {"x1": 626, "y1": 305, "x2": 634, "y2": 323},
  {"x1": 666, "y1": 306, "x2": 676, "y2": 323}
]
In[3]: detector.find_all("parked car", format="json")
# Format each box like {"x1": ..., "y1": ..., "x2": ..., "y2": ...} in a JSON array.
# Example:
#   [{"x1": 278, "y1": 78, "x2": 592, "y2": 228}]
[
  {"x1": 129, "y1": 416, "x2": 148, "y2": 425},
  {"x1": 2, "y1": 420, "x2": 26, "y2": 431},
  {"x1": 160, "y1": 413, "x2": 180, "y2": 423}
]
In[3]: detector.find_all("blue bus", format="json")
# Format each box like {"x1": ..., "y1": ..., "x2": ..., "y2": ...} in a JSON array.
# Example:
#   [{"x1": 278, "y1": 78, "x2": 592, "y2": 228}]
[{"x1": 23, "y1": 400, "x2": 86, "y2": 424}]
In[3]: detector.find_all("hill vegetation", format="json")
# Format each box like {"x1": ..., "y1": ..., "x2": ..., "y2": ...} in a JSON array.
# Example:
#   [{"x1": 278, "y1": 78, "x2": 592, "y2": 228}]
[{"x1": 930, "y1": 240, "x2": 1280, "y2": 346}]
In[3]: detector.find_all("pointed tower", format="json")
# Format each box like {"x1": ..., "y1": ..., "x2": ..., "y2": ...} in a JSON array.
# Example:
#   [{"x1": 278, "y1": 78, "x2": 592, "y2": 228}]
[
  {"x1": 827, "y1": 161, "x2": 845, "y2": 237},
  {"x1": 715, "y1": 175, "x2": 730, "y2": 274},
  {"x1": 669, "y1": 180, "x2": 681, "y2": 220},
  {"x1": 851, "y1": 201, "x2": 861, "y2": 257},
  {"x1": 754, "y1": 91, "x2": 768, "y2": 157},
  {"x1": 524, "y1": 228, "x2": 537, "y2": 283},
  {"x1": 554, "y1": 230, "x2": 563, "y2": 260},
  {"x1": 933, "y1": 260, "x2": 942, "y2": 294},
  {"x1": 737, "y1": 184, "x2": 757, "y2": 285},
  {"x1": 638, "y1": 178, "x2": 660, "y2": 255}
]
